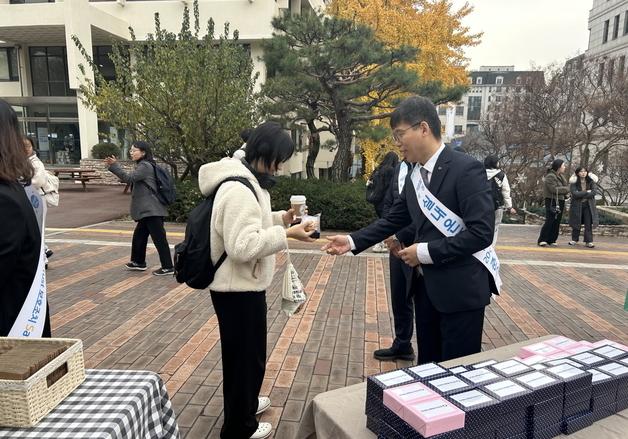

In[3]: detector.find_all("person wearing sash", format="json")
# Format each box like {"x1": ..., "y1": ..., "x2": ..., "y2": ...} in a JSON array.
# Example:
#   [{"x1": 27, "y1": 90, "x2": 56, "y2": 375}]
[
  {"x1": 323, "y1": 96, "x2": 497, "y2": 363},
  {"x1": 0, "y1": 99, "x2": 51, "y2": 337}
]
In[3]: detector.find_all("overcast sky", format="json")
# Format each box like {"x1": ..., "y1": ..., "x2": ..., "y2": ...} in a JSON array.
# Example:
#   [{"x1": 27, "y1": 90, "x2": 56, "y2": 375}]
[{"x1": 450, "y1": 0, "x2": 592, "y2": 70}]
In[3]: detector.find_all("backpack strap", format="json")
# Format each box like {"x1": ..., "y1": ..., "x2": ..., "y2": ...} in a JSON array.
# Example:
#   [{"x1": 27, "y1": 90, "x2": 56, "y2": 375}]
[{"x1": 212, "y1": 176, "x2": 259, "y2": 272}]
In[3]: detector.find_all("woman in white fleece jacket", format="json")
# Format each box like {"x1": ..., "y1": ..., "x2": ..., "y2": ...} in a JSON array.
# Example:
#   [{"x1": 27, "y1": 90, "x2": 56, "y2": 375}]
[
  {"x1": 199, "y1": 122, "x2": 314, "y2": 439},
  {"x1": 484, "y1": 155, "x2": 516, "y2": 246}
]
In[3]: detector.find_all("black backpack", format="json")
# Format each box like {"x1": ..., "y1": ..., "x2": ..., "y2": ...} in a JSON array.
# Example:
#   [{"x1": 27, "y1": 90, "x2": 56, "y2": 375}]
[
  {"x1": 148, "y1": 163, "x2": 177, "y2": 205},
  {"x1": 490, "y1": 171, "x2": 505, "y2": 210},
  {"x1": 174, "y1": 177, "x2": 257, "y2": 289}
]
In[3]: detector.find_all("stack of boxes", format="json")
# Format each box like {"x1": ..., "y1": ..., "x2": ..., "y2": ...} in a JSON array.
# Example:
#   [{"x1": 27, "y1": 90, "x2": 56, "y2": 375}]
[{"x1": 365, "y1": 337, "x2": 628, "y2": 438}]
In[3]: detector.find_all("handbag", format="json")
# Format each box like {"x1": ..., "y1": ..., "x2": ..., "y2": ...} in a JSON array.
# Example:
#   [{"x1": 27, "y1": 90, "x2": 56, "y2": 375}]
[
  {"x1": 281, "y1": 252, "x2": 307, "y2": 317},
  {"x1": 549, "y1": 187, "x2": 561, "y2": 217}
]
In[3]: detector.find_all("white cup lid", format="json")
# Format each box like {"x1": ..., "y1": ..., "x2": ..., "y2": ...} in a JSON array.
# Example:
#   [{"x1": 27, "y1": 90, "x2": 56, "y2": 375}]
[{"x1": 290, "y1": 195, "x2": 306, "y2": 203}]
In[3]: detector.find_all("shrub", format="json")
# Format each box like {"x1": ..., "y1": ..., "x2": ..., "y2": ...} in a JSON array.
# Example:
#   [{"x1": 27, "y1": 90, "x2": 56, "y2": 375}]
[
  {"x1": 166, "y1": 178, "x2": 203, "y2": 222},
  {"x1": 270, "y1": 177, "x2": 377, "y2": 231},
  {"x1": 526, "y1": 206, "x2": 623, "y2": 225},
  {"x1": 91, "y1": 142, "x2": 121, "y2": 159},
  {"x1": 167, "y1": 176, "x2": 378, "y2": 231}
]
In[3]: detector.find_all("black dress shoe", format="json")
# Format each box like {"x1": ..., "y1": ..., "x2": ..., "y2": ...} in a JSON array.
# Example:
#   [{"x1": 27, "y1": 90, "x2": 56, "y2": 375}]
[{"x1": 373, "y1": 346, "x2": 415, "y2": 361}]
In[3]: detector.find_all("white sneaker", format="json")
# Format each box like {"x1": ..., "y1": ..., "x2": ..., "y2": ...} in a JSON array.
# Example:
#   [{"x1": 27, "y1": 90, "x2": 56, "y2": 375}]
[
  {"x1": 372, "y1": 242, "x2": 388, "y2": 253},
  {"x1": 250, "y1": 422, "x2": 272, "y2": 439},
  {"x1": 568, "y1": 241, "x2": 577, "y2": 246},
  {"x1": 538, "y1": 241, "x2": 548, "y2": 247},
  {"x1": 256, "y1": 396, "x2": 271, "y2": 415}
]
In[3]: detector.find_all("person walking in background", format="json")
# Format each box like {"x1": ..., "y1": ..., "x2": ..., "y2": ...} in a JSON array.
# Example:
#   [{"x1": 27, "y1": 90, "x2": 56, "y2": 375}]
[
  {"x1": 537, "y1": 159, "x2": 570, "y2": 247},
  {"x1": 199, "y1": 122, "x2": 314, "y2": 439},
  {"x1": 0, "y1": 99, "x2": 51, "y2": 337},
  {"x1": 104, "y1": 141, "x2": 174, "y2": 276},
  {"x1": 366, "y1": 151, "x2": 399, "y2": 252},
  {"x1": 484, "y1": 155, "x2": 516, "y2": 246},
  {"x1": 374, "y1": 155, "x2": 416, "y2": 362},
  {"x1": 24, "y1": 136, "x2": 58, "y2": 268},
  {"x1": 568, "y1": 167, "x2": 599, "y2": 248}
]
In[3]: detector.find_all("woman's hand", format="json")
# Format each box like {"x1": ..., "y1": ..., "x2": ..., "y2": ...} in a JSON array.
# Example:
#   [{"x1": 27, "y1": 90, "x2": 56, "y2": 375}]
[
  {"x1": 282, "y1": 208, "x2": 296, "y2": 227},
  {"x1": 287, "y1": 221, "x2": 316, "y2": 242},
  {"x1": 104, "y1": 155, "x2": 117, "y2": 166}
]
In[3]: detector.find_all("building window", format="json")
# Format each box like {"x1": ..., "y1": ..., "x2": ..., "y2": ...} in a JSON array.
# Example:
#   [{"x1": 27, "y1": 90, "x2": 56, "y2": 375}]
[
  {"x1": 438, "y1": 106, "x2": 447, "y2": 116},
  {"x1": 92, "y1": 46, "x2": 116, "y2": 81},
  {"x1": 0, "y1": 47, "x2": 19, "y2": 81},
  {"x1": 455, "y1": 105, "x2": 464, "y2": 116},
  {"x1": 9, "y1": 0, "x2": 54, "y2": 3},
  {"x1": 608, "y1": 58, "x2": 615, "y2": 81},
  {"x1": 454, "y1": 125, "x2": 463, "y2": 135},
  {"x1": 625, "y1": 11, "x2": 628, "y2": 35},
  {"x1": 613, "y1": 14, "x2": 620, "y2": 39},
  {"x1": 291, "y1": 172, "x2": 302, "y2": 180},
  {"x1": 476, "y1": 77, "x2": 482, "y2": 85},
  {"x1": 598, "y1": 62, "x2": 605, "y2": 85},
  {"x1": 496, "y1": 96, "x2": 502, "y2": 103},
  {"x1": 603, "y1": 19, "x2": 609, "y2": 43},
  {"x1": 496, "y1": 86, "x2": 502, "y2": 93},
  {"x1": 619, "y1": 55, "x2": 626, "y2": 77},
  {"x1": 515, "y1": 76, "x2": 522, "y2": 85},
  {"x1": 29, "y1": 47, "x2": 74, "y2": 97},
  {"x1": 467, "y1": 96, "x2": 482, "y2": 121},
  {"x1": 496, "y1": 76, "x2": 503, "y2": 85}
]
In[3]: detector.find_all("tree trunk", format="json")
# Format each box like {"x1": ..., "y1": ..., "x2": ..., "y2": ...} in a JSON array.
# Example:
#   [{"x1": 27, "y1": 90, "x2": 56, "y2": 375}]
[
  {"x1": 306, "y1": 120, "x2": 320, "y2": 179},
  {"x1": 331, "y1": 117, "x2": 353, "y2": 182}
]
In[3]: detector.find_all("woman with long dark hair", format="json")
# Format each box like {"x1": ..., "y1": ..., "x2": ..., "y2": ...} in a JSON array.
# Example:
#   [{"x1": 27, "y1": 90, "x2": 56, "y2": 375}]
[
  {"x1": 199, "y1": 122, "x2": 314, "y2": 439},
  {"x1": 537, "y1": 158, "x2": 570, "y2": 247},
  {"x1": 568, "y1": 167, "x2": 599, "y2": 248},
  {"x1": 105, "y1": 141, "x2": 174, "y2": 275},
  {"x1": 0, "y1": 99, "x2": 51, "y2": 337}
]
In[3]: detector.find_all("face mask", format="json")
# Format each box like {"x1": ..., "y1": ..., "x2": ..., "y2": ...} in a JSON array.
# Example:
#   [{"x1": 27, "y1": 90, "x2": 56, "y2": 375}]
[{"x1": 242, "y1": 159, "x2": 277, "y2": 190}]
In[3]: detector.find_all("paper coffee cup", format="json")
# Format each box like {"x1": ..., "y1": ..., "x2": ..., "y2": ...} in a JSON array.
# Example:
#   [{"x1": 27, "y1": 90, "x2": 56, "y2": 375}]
[{"x1": 290, "y1": 195, "x2": 307, "y2": 218}]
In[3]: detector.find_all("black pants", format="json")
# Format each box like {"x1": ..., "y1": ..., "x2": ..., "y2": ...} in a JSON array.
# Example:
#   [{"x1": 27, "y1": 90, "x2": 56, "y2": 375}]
[
  {"x1": 211, "y1": 291, "x2": 267, "y2": 439},
  {"x1": 389, "y1": 254, "x2": 414, "y2": 351},
  {"x1": 413, "y1": 275, "x2": 485, "y2": 363},
  {"x1": 537, "y1": 198, "x2": 565, "y2": 245},
  {"x1": 572, "y1": 204, "x2": 593, "y2": 243},
  {"x1": 130, "y1": 216, "x2": 173, "y2": 269}
]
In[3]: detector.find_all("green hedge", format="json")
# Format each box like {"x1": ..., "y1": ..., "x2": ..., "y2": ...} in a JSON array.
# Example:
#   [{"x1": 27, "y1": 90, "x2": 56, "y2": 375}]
[
  {"x1": 91, "y1": 142, "x2": 121, "y2": 159},
  {"x1": 269, "y1": 177, "x2": 377, "y2": 231},
  {"x1": 526, "y1": 206, "x2": 624, "y2": 225},
  {"x1": 167, "y1": 176, "x2": 377, "y2": 231}
]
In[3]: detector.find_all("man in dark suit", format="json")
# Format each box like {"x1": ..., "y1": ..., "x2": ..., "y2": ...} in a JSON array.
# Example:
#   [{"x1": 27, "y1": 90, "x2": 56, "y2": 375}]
[
  {"x1": 323, "y1": 96, "x2": 496, "y2": 363},
  {"x1": 373, "y1": 158, "x2": 416, "y2": 362}
]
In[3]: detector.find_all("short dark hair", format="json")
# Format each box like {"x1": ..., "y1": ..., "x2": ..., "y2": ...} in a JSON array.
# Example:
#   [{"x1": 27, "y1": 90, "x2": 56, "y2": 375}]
[
  {"x1": 550, "y1": 158, "x2": 564, "y2": 172},
  {"x1": 244, "y1": 122, "x2": 295, "y2": 170},
  {"x1": 240, "y1": 128, "x2": 252, "y2": 143},
  {"x1": 390, "y1": 96, "x2": 442, "y2": 140},
  {"x1": 131, "y1": 140, "x2": 155, "y2": 163},
  {"x1": 23, "y1": 136, "x2": 36, "y2": 150},
  {"x1": 484, "y1": 155, "x2": 499, "y2": 169}
]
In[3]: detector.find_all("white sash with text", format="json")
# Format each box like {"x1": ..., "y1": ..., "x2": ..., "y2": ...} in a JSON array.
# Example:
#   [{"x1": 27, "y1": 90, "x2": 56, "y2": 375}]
[
  {"x1": 9, "y1": 185, "x2": 47, "y2": 337},
  {"x1": 413, "y1": 166, "x2": 502, "y2": 292}
]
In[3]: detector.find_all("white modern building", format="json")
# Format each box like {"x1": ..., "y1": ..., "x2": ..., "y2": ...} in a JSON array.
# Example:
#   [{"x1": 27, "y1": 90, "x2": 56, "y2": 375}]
[{"x1": 0, "y1": 0, "x2": 327, "y2": 173}]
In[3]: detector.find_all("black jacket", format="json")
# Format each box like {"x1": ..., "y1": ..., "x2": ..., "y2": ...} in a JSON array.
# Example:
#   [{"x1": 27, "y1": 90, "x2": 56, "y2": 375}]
[
  {"x1": 0, "y1": 181, "x2": 51, "y2": 336},
  {"x1": 350, "y1": 146, "x2": 496, "y2": 313}
]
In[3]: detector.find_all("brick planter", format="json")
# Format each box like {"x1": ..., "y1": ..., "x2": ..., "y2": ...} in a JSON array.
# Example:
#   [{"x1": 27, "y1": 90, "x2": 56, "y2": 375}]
[{"x1": 80, "y1": 159, "x2": 132, "y2": 186}]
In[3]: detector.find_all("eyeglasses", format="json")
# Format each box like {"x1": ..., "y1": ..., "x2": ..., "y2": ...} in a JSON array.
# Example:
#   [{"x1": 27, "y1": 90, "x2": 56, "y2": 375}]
[{"x1": 392, "y1": 121, "x2": 421, "y2": 142}]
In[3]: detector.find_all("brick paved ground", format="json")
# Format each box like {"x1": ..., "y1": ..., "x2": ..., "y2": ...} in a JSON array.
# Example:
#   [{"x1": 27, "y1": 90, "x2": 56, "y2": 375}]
[{"x1": 44, "y1": 221, "x2": 628, "y2": 439}]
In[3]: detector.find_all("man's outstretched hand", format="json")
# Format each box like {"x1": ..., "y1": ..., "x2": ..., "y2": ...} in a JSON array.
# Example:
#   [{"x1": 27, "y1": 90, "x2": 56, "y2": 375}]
[{"x1": 322, "y1": 235, "x2": 351, "y2": 256}]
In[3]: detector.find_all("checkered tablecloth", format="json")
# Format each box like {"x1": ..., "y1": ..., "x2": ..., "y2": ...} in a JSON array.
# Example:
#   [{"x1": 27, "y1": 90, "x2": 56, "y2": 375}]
[{"x1": 0, "y1": 369, "x2": 180, "y2": 439}]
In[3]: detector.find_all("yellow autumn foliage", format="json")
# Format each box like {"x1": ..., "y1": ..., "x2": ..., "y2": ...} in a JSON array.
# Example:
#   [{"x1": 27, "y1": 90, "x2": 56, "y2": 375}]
[{"x1": 327, "y1": 0, "x2": 481, "y2": 177}]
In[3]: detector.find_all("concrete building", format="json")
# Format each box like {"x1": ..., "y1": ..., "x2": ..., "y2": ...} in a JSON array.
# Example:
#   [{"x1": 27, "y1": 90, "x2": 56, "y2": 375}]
[
  {"x1": 586, "y1": 0, "x2": 628, "y2": 73},
  {"x1": 0, "y1": 0, "x2": 326, "y2": 174},
  {"x1": 436, "y1": 66, "x2": 543, "y2": 143}
]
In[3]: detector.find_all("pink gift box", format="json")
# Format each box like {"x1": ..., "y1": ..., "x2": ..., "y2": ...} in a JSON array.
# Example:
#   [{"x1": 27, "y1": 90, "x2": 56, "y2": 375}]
[
  {"x1": 383, "y1": 382, "x2": 439, "y2": 415},
  {"x1": 401, "y1": 397, "x2": 465, "y2": 437},
  {"x1": 565, "y1": 343, "x2": 594, "y2": 355},
  {"x1": 518, "y1": 354, "x2": 548, "y2": 365},
  {"x1": 519, "y1": 343, "x2": 562, "y2": 358},
  {"x1": 545, "y1": 336, "x2": 580, "y2": 350}
]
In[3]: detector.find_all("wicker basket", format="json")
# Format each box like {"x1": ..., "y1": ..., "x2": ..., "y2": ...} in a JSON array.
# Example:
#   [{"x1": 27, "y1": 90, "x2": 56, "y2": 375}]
[{"x1": 0, "y1": 338, "x2": 85, "y2": 427}]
